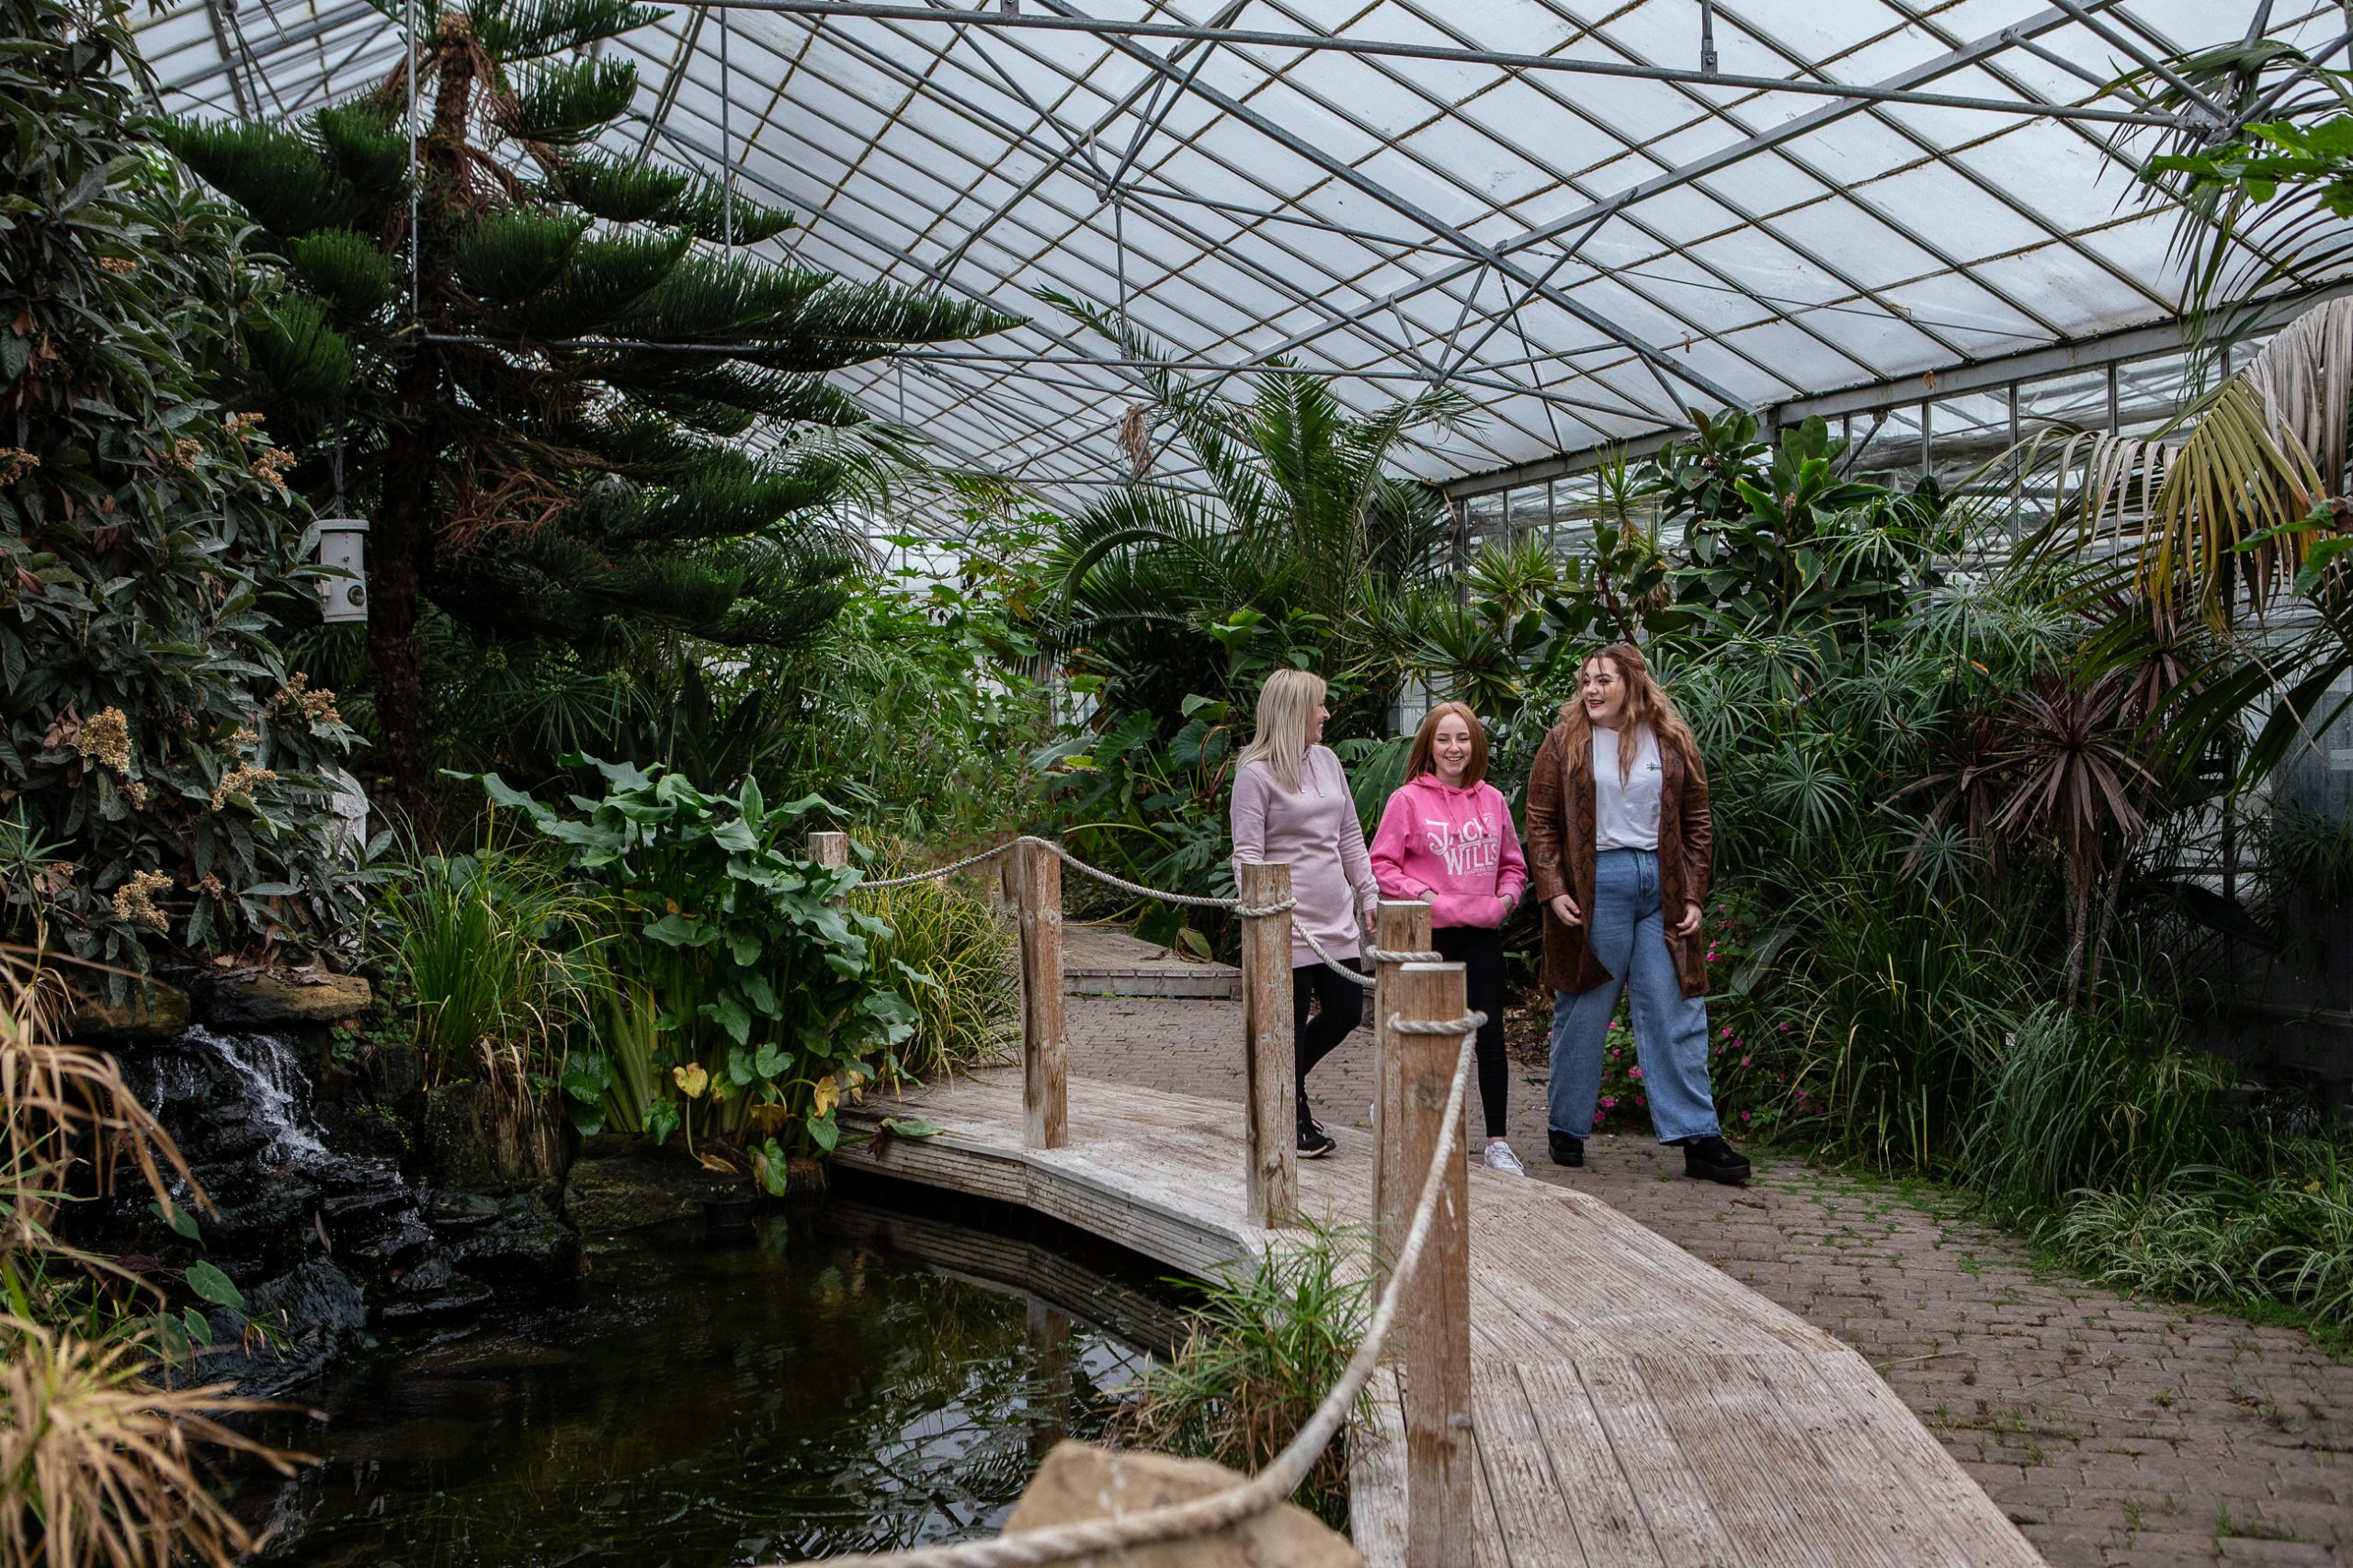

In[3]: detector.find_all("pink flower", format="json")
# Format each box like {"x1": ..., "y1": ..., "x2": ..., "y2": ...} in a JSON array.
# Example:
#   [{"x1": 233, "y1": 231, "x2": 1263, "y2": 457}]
[
  {"x1": 1629, "y1": 1066, "x2": 1643, "y2": 1080},
  {"x1": 1777, "y1": 1022, "x2": 1790, "y2": 1033},
  {"x1": 1635, "y1": 1095, "x2": 1646, "y2": 1107},
  {"x1": 1599, "y1": 1096, "x2": 1616, "y2": 1108},
  {"x1": 1733, "y1": 1038, "x2": 1744, "y2": 1049},
  {"x1": 1740, "y1": 1055, "x2": 1752, "y2": 1066},
  {"x1": 1608, "y1": 1048, "x2": 1619, "y2": 1060},
  {"x1": 1741, "y1": 1109, "x2": 1753, "y2": 1122},
  {"x1": 1592, "y1": 1111, "x2": 1608, "y2": 1128},
  {"x1": 1721, "y1": 1027, "x2": 1733, "y2": 1038}
]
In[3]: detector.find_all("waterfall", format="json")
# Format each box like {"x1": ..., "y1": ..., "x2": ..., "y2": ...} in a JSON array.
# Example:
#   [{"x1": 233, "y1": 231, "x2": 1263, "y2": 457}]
[{"x1": 177, "y1": 1024, "x2": 337, "y2": 1166}]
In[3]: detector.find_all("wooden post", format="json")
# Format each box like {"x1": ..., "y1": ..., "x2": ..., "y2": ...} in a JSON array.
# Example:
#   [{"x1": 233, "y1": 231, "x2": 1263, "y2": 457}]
[
  {"x1": 1392, "y1": 960, "x2": 1473, "y2": 1568},
  {"x1": 1017, "y1": 838, "x2": 1066, "y2": 1150},
  {"x1": 1236, "y1": 860, "x2": 1297, "y2": 1228},
  {"x1": 1371, "y1": 899, "x2": 1433, "y2": 1282},
  {"x1": 806, "y1": 830, "x2": 848, "y2": 869}
]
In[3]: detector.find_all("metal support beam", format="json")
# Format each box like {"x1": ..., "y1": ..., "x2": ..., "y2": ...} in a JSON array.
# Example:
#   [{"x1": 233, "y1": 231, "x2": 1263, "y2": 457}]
[
  {"x1": 655, "y1": 0, "x2": 2196, "y2": 128},
  {"x1": 1028, "y1": 0, "x2": 1751, "y2": 415},
  {"x1": 1194, "y1": 2, "x2": 2135, "y2": 379}
]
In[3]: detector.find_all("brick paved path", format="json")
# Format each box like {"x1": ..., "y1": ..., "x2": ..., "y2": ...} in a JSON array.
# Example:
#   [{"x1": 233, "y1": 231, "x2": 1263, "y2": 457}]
[{"x1": 1064, "y1": 990, "x2": 2353, "y2": 1566}]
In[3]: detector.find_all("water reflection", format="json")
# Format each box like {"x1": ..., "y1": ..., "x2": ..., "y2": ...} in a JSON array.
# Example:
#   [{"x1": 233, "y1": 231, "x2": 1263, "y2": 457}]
[{"x1": 246, "y1": 1205, "x2": 1144, "y2": 1566}]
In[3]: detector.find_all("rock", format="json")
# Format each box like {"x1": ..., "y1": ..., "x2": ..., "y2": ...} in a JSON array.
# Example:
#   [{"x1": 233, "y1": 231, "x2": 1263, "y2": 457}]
[
  {"x1": 561, "y1": 1140, "x2": 755, "y2": 1233},
  {"x1": 376, "y1": 1275, "x2": 494, "y2": 1329},
  {"x1": 423, "y1": 1081, "x2": 561, "y2": 1190},
  {"x1": 203, "y1": 1258, "x2": 369, "y2": 1397},
  {"x1": 68, "y1": 980, "x2": 193, "y2": 1041},
  {"x1": 362, "y1": 1039, "x2": 424, "y2": 1102},
  {"x1": 423, "y1": 1189, "x2": 503, "y2": 1235},
  {"x1": 443, "y1": 1191, "x2": 578, "y2": 1282},
  {"x1": 1001, "y1": 1442, "x2": 1363, "y2": 1568},
  {"x1": 197, "y1": 970, "x2": 371, "y2": 1028}
]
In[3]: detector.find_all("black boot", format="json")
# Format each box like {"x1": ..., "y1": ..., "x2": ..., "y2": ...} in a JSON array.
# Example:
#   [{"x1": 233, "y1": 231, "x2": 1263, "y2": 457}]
[
  {"x1": 1547, "y1": 1129, "x2": 1585, "y2": 1167},
  {"x1": 1297, "y1": 1114, "x2": 1336, "y2": 1159},
  {"x1": 1680, "y1": 1134, "x2": 1751, "y2": 1185}
]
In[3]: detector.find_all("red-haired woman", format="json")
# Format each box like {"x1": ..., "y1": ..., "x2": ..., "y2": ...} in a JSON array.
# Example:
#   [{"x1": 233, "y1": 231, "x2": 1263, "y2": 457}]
[
  {"x1": 1525, "y1": 644, "x2": 1749, "y2": 1185},
  {"x1": 1370, "y1": 702, "x2": 1529, "y2": 1174}
]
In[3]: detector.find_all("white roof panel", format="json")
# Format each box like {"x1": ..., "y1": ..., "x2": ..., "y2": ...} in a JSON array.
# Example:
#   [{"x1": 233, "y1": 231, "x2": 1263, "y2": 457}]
[{"x1": 131, "y1": 0, "x2": 2344, "y2": 497}]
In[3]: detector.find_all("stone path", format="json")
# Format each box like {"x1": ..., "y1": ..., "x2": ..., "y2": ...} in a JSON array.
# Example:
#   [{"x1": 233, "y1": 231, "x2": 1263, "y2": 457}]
[{"x1": 1063, "y1": 990, "x2": 2353, "y2": 1567}]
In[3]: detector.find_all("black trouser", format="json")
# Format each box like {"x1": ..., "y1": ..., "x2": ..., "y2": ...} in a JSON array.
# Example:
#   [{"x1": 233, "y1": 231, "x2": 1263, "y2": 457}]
[
  {"x1": 1433, "y1": 925, "x2": 1509, "y2": 1139},
  {"x1": 1290, "y1": 957, "x2": 1363, "y2": 1120}
]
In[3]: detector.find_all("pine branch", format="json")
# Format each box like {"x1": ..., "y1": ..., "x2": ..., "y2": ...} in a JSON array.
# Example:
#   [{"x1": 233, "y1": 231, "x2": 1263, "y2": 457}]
[
  {"x1": 602, "y1": 357, "x2": 870, "y2": 428},
  {"x1": 451, "y1": 210, "x2": 588, "y2": 304},
  {"x1": 540, "y1": 152, "x2": 688, "y2": 223},
  {"x1": 468, "y1": 0, "x2": 664, "y2": 62},
  {"x1": 290, "y1": 230, "x2": 398, "y2": 324},
  {"x1": 161, "y1": 118, "x2": 347, "y2": 240},
  {"x1": 499, "y1": 56, "x2": 637, "y2": 145}
]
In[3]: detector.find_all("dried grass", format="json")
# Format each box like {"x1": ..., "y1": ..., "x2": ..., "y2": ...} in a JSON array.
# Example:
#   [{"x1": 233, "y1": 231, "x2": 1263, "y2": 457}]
[{"x1": 0, "y1": 946, "x2": 306, "y2": 1568}]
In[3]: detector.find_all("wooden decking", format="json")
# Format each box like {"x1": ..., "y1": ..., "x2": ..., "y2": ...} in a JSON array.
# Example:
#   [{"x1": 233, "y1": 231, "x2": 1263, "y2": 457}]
[
  {"x1": 837, "y1": 1072, "x2": 2043, "y2": 1568},
  {"x1": 1063, "y1": 922, "x2": 1243, "y2": 999}
]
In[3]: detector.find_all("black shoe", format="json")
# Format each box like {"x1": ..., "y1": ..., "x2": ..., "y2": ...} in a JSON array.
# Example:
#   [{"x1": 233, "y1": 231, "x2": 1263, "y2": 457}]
[
  {"x1": 1297, "y1": 1118, "x2": 1336, "y2": 1159},
  {"x1": 1548, "y1": 1130, "x2": 1585, "y2": 1167},
  {"x1": 1681, "y1": 1134, "x2": 1751, "y2": 1185}
]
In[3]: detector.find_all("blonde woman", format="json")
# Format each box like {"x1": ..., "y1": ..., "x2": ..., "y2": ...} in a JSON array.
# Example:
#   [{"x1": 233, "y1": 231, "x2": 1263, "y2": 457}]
[
  {"x1": 1525, "y1": 643, "x2": 1750, "y2": 1185},
  {"x1": 1231, "y1": 669, "x2": 1380, "y2": 1158}
]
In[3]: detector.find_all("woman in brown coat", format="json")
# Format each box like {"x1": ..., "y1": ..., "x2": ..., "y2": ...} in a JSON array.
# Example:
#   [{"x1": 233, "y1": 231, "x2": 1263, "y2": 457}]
[{"x1": 1525, "y1": 643, "x2": 1750, "y2": 1185}]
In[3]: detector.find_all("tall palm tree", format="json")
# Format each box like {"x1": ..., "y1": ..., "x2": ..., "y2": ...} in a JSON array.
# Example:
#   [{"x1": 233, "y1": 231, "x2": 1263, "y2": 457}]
[{"x1": 1040, "y1": 294, "x2": 1474, "y2": 731}]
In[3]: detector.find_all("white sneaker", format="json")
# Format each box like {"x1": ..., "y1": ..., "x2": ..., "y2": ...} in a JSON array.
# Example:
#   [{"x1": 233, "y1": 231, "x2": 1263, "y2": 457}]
[{"x1": 1482, "y1": 1141, "x2": 1527, "y2": 1176}]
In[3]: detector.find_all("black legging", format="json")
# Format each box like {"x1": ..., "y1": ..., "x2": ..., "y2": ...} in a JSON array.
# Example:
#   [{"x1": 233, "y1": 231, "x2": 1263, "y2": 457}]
[
  {"x1": 1433, "y1": 926, "x2": 1509, "y2": 1139},
  {"x1": 1290, "y1": 957, "x2": 1363, "y2": 1120}
]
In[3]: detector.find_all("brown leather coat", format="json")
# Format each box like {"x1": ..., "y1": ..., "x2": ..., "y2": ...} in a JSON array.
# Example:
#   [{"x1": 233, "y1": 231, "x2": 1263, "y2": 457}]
[{"x1": 1524, "y1": 718, "x2": 1714, "y2": 998}]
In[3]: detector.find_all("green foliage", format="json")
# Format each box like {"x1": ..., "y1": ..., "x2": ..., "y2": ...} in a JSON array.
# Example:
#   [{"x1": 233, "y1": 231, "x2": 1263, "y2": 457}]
[
  {"x1": 2, "y1": 0, "x2": 369, "y2": 979},
  {"x1": 372, "y1": 841, "x2": 595, "y2": 1083},
  {"x1": 164, "y1": 0, "x2": 1023, "y2": 828},
  {"x1": 1042, "y1": 295, "x2": 1470, "y2": 734},
  {"x1": 479, "y1": 758, "x2": 914, "y2": 1153},
  {"x1": 848, "y1": 839, "x2": 1018, "y2": 1081},
  {"x1": 1109, "y1": 1222, "x2": 1370, "y2": 1526},
  {"x1": 1957, "y1": 1002, "x2": 2234, "y2": 1213}
]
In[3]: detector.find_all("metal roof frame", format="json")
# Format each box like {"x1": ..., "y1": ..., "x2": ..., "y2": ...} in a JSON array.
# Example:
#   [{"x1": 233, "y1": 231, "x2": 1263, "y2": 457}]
[{"x1": 126, "y1": 0, "x2": 2348, "y2": 508}]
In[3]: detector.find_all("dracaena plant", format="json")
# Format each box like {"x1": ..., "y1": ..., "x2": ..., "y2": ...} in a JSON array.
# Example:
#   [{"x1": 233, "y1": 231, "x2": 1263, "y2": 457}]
[{"x1": 472, "y1": 757, "x2": 915, "y2": 1162}]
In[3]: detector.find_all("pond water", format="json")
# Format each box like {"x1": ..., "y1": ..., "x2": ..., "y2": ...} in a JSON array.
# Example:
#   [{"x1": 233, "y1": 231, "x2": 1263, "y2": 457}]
[{"x1": 245, "y1": 1204, "x2": 1149, "y2": 1566}]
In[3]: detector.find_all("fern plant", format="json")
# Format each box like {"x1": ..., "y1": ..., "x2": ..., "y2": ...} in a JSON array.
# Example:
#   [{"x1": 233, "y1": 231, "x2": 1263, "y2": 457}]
[{"x1": 161, "y1": 0, "x2": 1021, "y2": 832}]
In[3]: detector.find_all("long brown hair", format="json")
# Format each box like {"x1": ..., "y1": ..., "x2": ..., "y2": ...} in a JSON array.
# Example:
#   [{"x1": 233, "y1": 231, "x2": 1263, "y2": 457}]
[
  {"x1": 1557, "y1": 642, "x2": 1701, "y2": 783},
  {"x1": 1404, "y1": 701, "x2": 1488, "y2": 788}
]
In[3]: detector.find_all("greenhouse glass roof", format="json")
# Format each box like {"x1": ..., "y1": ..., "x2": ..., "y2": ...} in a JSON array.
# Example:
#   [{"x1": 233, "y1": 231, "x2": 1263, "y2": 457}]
[{"x1": 127, "y1": 0, "x2": 2348, "y2": 502}]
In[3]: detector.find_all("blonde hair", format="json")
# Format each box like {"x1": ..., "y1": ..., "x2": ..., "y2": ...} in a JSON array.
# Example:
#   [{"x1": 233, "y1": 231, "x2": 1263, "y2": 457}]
[
  {"x1": 1405, "y1": 701, "x2": 1489, "y2": 788},
  {"x1": 1236, "y1": 669, "x2": 1325, "y2": 792},
  {"x1": 1559, "y1": 642, "x2": 1701, "y2": 784}
]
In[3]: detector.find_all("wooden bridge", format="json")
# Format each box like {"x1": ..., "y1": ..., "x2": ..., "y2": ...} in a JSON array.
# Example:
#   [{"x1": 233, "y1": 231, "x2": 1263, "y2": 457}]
[{"x1": 822, "y1": 836, "x2": 2044, "y2": 1568}]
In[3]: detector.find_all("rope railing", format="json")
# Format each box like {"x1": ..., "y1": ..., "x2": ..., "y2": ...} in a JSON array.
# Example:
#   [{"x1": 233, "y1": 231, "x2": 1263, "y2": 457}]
[
  {"x1": 850, "y1": 835, "x2": 1392, "y2": 988},
  {"x1": 805, "y1": 1008, "x2": 1485, "y2": 1568}
]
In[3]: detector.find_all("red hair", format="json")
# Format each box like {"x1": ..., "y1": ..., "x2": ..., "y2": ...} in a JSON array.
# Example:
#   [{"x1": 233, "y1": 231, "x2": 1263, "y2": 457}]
[{"x1": 1405, "y1": 701, "x2": 1489, "y2": 788}]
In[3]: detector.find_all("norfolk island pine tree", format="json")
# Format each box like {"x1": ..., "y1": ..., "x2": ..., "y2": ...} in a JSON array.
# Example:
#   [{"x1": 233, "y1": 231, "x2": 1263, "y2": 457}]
[{"x1": 161, "y1": 0, "x2": 1021, "y2": 833}]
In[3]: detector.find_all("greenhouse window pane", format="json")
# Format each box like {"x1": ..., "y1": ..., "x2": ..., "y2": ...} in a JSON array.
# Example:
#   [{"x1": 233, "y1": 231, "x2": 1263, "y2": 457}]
[
  {"x1": 2117, "y1": 350, "x2": 2205, "y2": 437},
  {"x1": 1927, "y1": 392, "x2": 2013, "y2": 490},
  {"x1": 1506, "y1": 483, "x2": 1552, "y2": 541},
  {"x1": 1850, "y1": 403, "x2": 1927, "y2": 490},
  {"x1": 2019, "y1": 368, "x2": 2111, "y2": 437}
]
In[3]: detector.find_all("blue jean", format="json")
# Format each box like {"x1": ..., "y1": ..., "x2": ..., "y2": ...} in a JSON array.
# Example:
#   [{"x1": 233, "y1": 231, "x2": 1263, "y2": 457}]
[{"x1": 1547, "y1": 849, "x2": 1721, "y2": 1144}]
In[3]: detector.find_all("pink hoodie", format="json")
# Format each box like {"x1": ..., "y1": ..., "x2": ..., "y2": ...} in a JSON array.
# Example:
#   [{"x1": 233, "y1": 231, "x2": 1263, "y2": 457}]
[{"x1": 1370, "y1": 775, "x2": 1529, "y2": 930}]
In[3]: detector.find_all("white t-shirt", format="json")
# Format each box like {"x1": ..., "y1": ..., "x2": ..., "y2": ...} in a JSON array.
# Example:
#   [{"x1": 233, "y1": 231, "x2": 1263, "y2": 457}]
[{"x1": 1592, "y1": 728, "x2": 1663, "y2": 851}]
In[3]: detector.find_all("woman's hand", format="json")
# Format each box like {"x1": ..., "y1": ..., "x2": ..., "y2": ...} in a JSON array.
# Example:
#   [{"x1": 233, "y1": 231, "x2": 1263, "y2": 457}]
[
  {"x1": 1672, "y1": 902, "x2": 1703, "y2": 937},
  {"x1": 1548, "y1": 893, "x2": 1582, "y2": 926}
]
